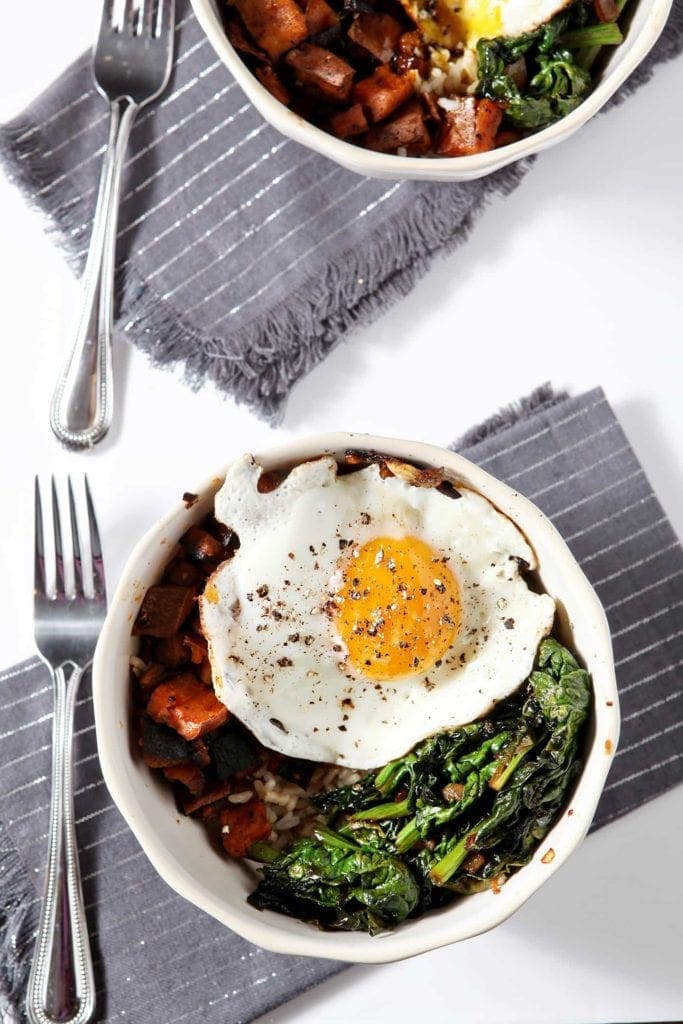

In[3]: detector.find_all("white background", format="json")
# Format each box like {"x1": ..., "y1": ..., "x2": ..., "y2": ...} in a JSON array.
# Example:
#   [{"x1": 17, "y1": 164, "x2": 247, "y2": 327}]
[{"x1": 0, "y1": 3, "x2": 682, "y2": 1022}]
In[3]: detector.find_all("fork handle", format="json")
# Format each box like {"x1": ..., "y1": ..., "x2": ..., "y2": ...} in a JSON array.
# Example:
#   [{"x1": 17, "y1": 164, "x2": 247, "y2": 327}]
[
  {"x1": 26, "y1": 665, "x2": 96, "y2": 1024},
  {"x1": 50, "y1": 96, "x2": 138, "y2": 450}
]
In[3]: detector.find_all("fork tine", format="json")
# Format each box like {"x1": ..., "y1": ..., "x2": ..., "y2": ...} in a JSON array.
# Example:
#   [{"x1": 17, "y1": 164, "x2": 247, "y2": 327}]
[
  {"x1": 156, "y1": 0, "x2": 175, "y2": 38},
  {"x1": 100, "y1": 0, "x2": 116, "y2": 33},
  {"x1": 68, "y1": 478, "x2": 84, "y2": 597},
  {"x1": 34, "y1": 477, "x2": 47, "y2": 598},
  {"x1": 85, "y1": 477, "x2": 106, "y2": 599},
  {"x1": 51, "y1": 477, "x2": 66, "y2": 598},
  {"x1": 123, "y1": 0, "x2": 137, "y2": 35}
]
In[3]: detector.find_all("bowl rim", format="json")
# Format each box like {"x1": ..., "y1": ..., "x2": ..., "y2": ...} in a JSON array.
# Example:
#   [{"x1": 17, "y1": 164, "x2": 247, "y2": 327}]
[
  {"x1": 92, "y1": 433, "x2": 620, "y2": 963},
  {"x1": 189, "y1": 0, "x2": 674, "y2": 180}
]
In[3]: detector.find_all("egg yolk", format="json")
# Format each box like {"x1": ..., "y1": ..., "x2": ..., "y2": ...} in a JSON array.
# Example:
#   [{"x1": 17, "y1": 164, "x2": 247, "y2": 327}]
[{"x1": 334, "y1": 536, "x2": 461, "y2": 681}]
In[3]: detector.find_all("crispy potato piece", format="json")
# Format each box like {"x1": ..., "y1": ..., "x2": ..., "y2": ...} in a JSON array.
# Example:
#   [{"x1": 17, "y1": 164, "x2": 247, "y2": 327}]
[
  {"x1": 147, "y1": 673, "x2": 229, "y2": 741},
  {"x1": 436, "y1": 97, "x2": 503, "y2": 157},
  {"x1": 352, "y1": 66, "x2": 414, "y2": 123},
  {"x1": 285, "y1": 44, "x2": 354, "y2": 103},
  {"x1": 163, "y1": 763, "x2": 205, "y2": 797},
  {"x1": 232, "y1": 0, "x2": 308, "y2": 60},
  {"x1": 132, "y1": 585, "x2": 195, "y2": 638},
  {"x1": 220, "y1": 800, "x2": 272, "y2": 858},
  {"x1": 225, "y1": 13, "x2": 267, "y2": 60},
  {"x1": 329, "y1": 102, "x2": 369, "y2": 138},
  {"x1": 365, "y1": 98, "x2": 430, "y2": 153},
  {"x1": 183, "y1": 781, "x2": 233, "y2": 817},
  {"x1": 255, "y1": 64, "x2": 291, "y2": 105},
  {"x1": 347, "y1": 12, "x2": 402, "y2": 63},
  {"x1": 305, "y1": 0, "x2": 338, "y2": 35}
]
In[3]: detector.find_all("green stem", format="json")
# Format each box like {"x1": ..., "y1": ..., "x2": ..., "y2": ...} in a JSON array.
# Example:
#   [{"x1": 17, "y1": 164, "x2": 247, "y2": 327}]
[
  {"x1": 395, "y1": 819, "x2": 421, "y2": 854},
  {"x1": 374, "y1": 754, "x2": 415, "y2": 796},
  {"x1": 560, "y1": 23, "x2": 623, "y2": 48},
  {"x1": 350, "y1": 797, "x2": 412, "y2": 822},
  {"x1": 246, "y1": 841, "x2": 281, "y2": 864},
  {"x1": 429, "y1": 832, "x2": 473, "y2": 886}
]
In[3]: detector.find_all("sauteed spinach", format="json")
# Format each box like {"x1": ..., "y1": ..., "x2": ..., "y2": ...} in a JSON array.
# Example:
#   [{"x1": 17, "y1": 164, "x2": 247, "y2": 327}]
[
  {"x1": 248, "y1": 639, "x2": 591, "y2": 934},
  {"x1": 477, "y1": 0, "x2": 626, "y2": 131}
]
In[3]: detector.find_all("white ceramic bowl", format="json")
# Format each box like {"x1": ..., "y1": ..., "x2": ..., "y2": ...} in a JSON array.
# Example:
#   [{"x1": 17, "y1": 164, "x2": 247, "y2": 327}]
[
  {"x1": 189, "y1": 0, "x2": 672, "y2": 181},
  {"x1": 92, "y1": 434, "x2": 619, "y2": 963}
]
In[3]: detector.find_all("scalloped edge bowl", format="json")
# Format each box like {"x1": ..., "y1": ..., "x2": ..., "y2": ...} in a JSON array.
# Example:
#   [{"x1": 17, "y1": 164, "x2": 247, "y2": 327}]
[
  {"x1": 92, "y1": 434, "x2": 619, "y2": 963},
  {"x1": 189, "y1": 0, "x2": 673, "y2": 181}
]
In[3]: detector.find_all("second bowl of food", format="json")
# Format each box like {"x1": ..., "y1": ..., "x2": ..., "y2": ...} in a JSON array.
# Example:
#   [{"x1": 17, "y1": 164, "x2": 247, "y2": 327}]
[
  {"x1": 92, "y1": 434, "x2": 619, "y2": 963},
  {"x1": 189, "y1": 0, "x2": 672, "y2": 180}
]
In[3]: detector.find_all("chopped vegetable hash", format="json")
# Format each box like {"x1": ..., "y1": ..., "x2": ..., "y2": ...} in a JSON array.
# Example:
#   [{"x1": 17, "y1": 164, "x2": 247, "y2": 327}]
[
  {"x1": 221, "y1": 0, "x2": 628, "y2": 155},
  {"x1": 132, "y1": 500, "x2": 591, "y2": 935}
]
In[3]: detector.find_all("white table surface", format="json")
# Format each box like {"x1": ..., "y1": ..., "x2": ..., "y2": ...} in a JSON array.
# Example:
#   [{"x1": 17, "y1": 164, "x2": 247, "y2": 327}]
[{"x1": 1, "y1": 4, "x2": 682, "y2": 1022}]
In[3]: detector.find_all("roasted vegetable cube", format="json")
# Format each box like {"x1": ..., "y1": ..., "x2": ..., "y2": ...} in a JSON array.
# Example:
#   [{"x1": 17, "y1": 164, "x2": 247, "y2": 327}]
[
  {"x1": 179, "y1": 525, "x2": 225, "y2": 563},
  {"x1": 231, "y1": 0, "x2": 308, "y2": 60},
  {"x1": 141, "y1": 715, "x2": 192, "y2": 767},
  {"x1": 436, "y1": 97, "x2": 503, "y2": 156},
  {"x1": 347, "y1": 12, "x2": 402, "y2": 63},
  {"x1": 147, "y1": 673, "x2": 229, "y2": 740},
  {"x1": 305, "y1": 0, "x2": 338, "y2": 35},
  {"x1": 132, "y1": 585, "x2": 195, "y2": 638},
  {"x1": 163, "y1": 762, "x2": 205, "y2": 797},
  {"x1": 352, "y1": 66, "x2": 414, "y2": 122},
  {"x1": 365, "y1": 99, "x2": 430, "y2": 153},
  {"x1": 285, "y1": 44, "x2": 355, "y2": 103},
  {"x1": 220, "y1": 800, "x2": 272, "y2": 858},
  {"x1": 255, "y1": 65, "x2": 291, "y2": 105},
  {"x1": 210, "y1": 722, "x2": 261, "y2": 780},
  {"x1": 329, "y1": 102, "x2": 369, "y2": 138}
]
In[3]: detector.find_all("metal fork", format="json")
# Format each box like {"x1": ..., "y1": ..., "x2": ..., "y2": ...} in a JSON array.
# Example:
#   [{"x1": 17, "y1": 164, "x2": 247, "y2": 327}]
[
  {"x1": 26, "y1": 478, "x2": 107, "y2": 1024},
  {"x1": 50, "y1": 0, "x2": 175, "y2": 450}
]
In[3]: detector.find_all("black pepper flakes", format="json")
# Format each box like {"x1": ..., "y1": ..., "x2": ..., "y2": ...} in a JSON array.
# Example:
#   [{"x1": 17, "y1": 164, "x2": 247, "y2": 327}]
[{"x1": 255, "y1": 584, "x2": 269, "y2": 598}]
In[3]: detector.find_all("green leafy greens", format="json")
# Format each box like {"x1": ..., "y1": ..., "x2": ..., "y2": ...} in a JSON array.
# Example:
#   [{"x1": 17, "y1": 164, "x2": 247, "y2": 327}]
[
  {"x1": 247, "y1": 639, "x2": 592, "y2": 934},
  {"x1": 476, "y1": 0, "x2": 624, "y2": 132}
]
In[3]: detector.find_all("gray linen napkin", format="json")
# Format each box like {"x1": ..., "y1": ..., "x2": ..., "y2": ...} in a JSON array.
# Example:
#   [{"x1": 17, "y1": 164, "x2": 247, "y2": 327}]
[
  {"x1": 1, "y1": 385, "x2": 682, "y2": 1023},
  {"x1": 1, "y1": 4, "x2": 683, "y2": 421}
]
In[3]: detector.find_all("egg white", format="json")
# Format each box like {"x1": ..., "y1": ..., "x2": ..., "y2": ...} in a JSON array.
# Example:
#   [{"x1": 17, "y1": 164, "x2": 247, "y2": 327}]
[{"x1": 199, "y1": 454, "x2": 555, "y2": 769}]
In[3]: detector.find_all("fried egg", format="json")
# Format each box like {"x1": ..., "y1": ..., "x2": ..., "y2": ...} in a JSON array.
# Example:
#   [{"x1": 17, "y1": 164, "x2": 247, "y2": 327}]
[
  {"x1": 399, "y1": 0, "x2": 573, "y2": 49},
  {"x1": 199, "y1": 454, "x2": 555, "y2": 769}
]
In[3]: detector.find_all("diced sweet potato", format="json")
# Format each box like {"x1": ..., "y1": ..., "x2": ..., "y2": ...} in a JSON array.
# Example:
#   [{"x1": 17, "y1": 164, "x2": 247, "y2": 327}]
[
  {"x1": 180, "y1": 631, "x2": 208, "y2": 665},
  {"x1": 138, "y1": 663, "x2": 167, "y2": 692},
  {"x1": 255, "y1": 64, "x2": 291, "y2": 105},
  {"x1": 183, "y1": 781, "x2": 232, "y2": 817},
  {"x1": 163, "y1": 557, "x2": 205, "y2": 588},
  {"x1": 132, "y1": 585, "x2": 195, "y2": 638},
  {"x1": 225, "y1": 13, "x2": 267, "y2": 60},
  {"x1": 352, "y1": 66, "x2": 414, "y2": 123},
  {"x1": 436, "y1": 97, "x2": 503, "y2": 157},
  {"x1": 365, "y1": 99, "x2": 430, "y2": 153},
  {"x1": 163, "y1": 763, "x2": 205, "y2": 797},
  {"x1": 180, "y1": 525, "x2": 225, "y2": 563},
  {"x1": 153, "y1": 635, "x2": 189, "y2": 668},
  {"x1": 495, "y1": 129, "x2": 521, "y2": 148},
  {"x1": 347, "y1": 13, "x2": 402, "y2": 63},
  {"x1": 285, "y1": 44, "x2": 354, "y2": 103},
  {"x1": 231, "y1": 0, "x2": 308, "y2": 60},
  {"x1": 305, "y1": 0, "x2": 338, "y2": 35},
  {"x1": 420, "y1": 90, "x2": 440, "y2": 124},
  {"x1": 220, "y1": 800, "x2": 272, "y2": 858},
  {"x1": 329, "y1": 102, "x2": 369, "y2": 138},
  {"x1": 147, "y1": 673, "x2": 229, "y2": 741}
]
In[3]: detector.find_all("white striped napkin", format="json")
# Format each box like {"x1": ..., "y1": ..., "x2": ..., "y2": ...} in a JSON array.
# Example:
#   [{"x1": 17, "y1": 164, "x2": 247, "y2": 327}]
[
  {"x1": 0, "y1": 2, "x2": 682, "y2": 420},
  {"x1": 1, "y1": 386, "x2": 681, "y2": 1023}
]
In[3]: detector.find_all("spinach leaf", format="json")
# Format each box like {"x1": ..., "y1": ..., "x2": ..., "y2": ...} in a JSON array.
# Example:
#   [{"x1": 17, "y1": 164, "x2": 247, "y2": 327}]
[{"x1": 248, "y1": 826, "x2": 420, "y2": 935}]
